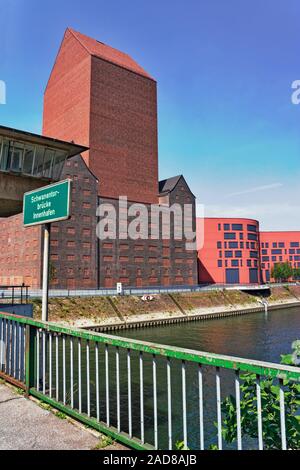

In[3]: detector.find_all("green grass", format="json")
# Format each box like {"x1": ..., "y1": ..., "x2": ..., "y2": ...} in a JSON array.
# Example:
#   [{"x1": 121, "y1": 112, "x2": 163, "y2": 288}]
[{"x1": 93, "y1": 436, "x2": 114, "y2": 449}]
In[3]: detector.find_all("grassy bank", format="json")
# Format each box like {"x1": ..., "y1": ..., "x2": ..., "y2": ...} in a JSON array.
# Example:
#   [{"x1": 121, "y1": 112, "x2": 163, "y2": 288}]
[{"x1": 31, "y1": 286, "x2": 300, "y2": 328}]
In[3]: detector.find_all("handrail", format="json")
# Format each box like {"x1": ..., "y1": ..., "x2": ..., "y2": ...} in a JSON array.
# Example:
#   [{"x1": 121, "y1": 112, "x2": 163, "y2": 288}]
[{"x1": 0, "y1": 311, "x2": 299, "y2": 382}]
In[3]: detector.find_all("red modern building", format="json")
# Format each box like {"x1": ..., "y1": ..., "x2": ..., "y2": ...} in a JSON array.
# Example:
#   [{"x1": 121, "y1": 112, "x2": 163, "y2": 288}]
[
  {"x1": 197, "y1": 218, "x2": 261, "y2": 284},
  {"x1": 260, "y1": 232, "x2": 300, "y2": 282}
]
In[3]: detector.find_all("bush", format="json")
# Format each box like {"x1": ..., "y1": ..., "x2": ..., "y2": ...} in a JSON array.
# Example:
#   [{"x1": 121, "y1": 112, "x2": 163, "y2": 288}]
[{"x1": 219, "y1": 341, "x2": 300, "y2": 450}]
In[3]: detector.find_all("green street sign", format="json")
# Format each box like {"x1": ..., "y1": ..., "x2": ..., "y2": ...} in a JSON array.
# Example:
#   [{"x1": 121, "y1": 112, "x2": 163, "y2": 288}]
[{"x1": 23, "y1": 179, "x2": 71, "y2": 227}]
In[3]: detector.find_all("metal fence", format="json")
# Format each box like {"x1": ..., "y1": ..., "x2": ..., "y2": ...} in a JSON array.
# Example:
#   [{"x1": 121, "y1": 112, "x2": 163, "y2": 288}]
[
  {"x1": 0, "y1": 285, "x2": 29, "y2": 305},
  {"x1": 0, "y1": 310, "x2": 299, "y2": 450},
  {"x1": 27, "y1": 282, "x2": 273, "y2": 299}
]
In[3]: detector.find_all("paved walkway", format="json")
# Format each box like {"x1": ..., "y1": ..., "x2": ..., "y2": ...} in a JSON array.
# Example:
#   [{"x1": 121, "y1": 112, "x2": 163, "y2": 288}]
[{"x1": 0, "y1": 383, "x2": 122, "y2": 450}]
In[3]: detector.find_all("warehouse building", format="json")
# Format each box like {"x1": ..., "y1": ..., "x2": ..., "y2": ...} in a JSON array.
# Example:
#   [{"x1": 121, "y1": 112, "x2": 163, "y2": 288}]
[{"x1": 0, "y1": 28, "x2": 198, "y2": 289}]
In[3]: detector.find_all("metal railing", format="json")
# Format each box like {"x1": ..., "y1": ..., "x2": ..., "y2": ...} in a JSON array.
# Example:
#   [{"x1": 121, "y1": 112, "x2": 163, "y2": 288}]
[
  {"x1": 0, "y1": 311, "x2": 299, "y2": 450},
  {"x1": 28, "y1": 283, "x2": 272, "y2": 299},
  {"x1": 0, "y1": 285, "x2": 29, "y2": 305}
]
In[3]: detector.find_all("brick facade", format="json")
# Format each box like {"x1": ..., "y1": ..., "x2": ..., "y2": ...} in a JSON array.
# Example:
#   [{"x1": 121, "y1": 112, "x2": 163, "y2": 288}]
[
  {"x1": 98, "y1": 176, "x2": 198, "y2": 287},
  {"x1": 0, "y1": 28, "x2": 198, "y2": 289},
  {"x1": 49, "y1": 155, "x2": 99, "y2": 289},
  {"x1": 43, "y1": 28, "x2": 158, "y2": 204},
  {"x1": 0, "y1": 214, "x2": 42, "y2": 288}
]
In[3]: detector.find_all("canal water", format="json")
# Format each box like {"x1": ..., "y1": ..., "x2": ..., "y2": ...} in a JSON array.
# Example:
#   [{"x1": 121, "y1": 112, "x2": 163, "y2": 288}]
[
  {"x1": 110, "y1": 305, "x2": 300, "y2": 449},
  {"x1": 116, "y1": 305, "x2": 300, "y2": 363},
  {"x1": 37, "y1": 306, "x2": 300, "y2": 450}
]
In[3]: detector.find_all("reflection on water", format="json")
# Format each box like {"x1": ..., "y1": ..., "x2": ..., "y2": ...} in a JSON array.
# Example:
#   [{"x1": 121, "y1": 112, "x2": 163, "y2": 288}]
[
  {"x1": 110, "y1": 306, "x2": 300, "y2": 448},
  {"x1": 44, "y1": 307, "x2": 300, "y2": 450},
  {"x1": 116, "y1": 306, "x2": 300, "y2": 363}
]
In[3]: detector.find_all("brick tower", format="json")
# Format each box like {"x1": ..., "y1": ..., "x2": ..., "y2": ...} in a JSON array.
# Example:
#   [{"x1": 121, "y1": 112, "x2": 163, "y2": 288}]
[{"x1": 43, "y1": 28, "x2": 158, "y2": 204}]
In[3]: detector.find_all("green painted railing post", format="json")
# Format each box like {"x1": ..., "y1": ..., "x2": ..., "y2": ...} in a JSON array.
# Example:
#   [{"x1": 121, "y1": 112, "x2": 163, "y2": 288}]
[{"x1": 25, "y1": 324, "x2": 36, "y2": 397}]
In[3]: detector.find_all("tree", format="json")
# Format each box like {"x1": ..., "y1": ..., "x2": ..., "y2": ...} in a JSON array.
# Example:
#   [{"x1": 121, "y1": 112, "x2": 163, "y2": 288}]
[
  {"x1": 271, "y1": 262, "x2": 293, "y2": 282},
  {"x1": 293, "y1": 268, "x2": 300, "y2": 280},
  {"x1": 219, "y1": 341, "x2": 300, "y2": 450}
]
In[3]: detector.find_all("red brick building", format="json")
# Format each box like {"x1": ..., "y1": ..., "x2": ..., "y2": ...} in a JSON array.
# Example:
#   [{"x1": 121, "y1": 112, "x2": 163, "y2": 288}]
[
  {"x1": 260, "y1": 232, "x2": 300, "y2": 282},
  {"x1": 43, "y1": 28, "x2": 158, "y2": 204},
  {"x1": 0, "y1": 28, "x2": 198, "y2": 289},
  {"x1": 197, "y1": 218, "x2": 262, "y2": 284}
]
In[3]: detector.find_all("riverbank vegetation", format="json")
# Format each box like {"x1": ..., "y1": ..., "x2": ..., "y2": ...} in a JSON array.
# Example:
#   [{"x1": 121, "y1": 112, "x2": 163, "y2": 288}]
[
  {"x1": 31, "y1": 286, "x2": 300, "y2": 326},
  {"x1": 220, "y1": 341, "x2": 300, "y2": 450}
]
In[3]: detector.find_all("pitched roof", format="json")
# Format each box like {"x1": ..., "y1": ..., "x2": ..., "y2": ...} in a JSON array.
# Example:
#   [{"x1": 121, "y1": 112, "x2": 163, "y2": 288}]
[
  {"x1": 159, "y1": 175, "x2": 183, "y2": 195},
  {"x1": 68, "y1": 28, "x2": 154, "y2": 80}
]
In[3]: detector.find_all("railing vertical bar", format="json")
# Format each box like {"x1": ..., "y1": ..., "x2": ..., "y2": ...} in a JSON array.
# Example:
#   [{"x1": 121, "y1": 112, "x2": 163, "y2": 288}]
[
  {"x1": 105, "y1": 344, "x2": 110, "y2": 427},
  {"x1": 63, "y1": 335, "x2": 66, "y2": 405},
  {"x1": 2, "y1": 319, "x2": 5, "y2": 374},
  {"x1": 18, "y1": 324, "x2": 22, "y2": 381},
  {"x1": 153, "y1": 354, "x2": 158, "y2": 450},
  {"x1": 279, "y1": 379, "x2": 287, "y2": 450},
  {"x1": 49, "y1": 333, "x2": 52, "y2": 398},
  {"x1": 22, "y1": 324, "x2": 26, "y2": 383},
  {"x1": 1, "y1": 318, "x2": 4, "y2": 373},
  {"x1": 216, "y1": 367, "x2": 222, "y2": 450},
  {"x1": 2, "y1": 318, "x2": 5, "y2": 374},
  {"x1": 95, "y1": 342, "x2": 100, "y2": 421},
  {"x1": 36, "y1": 329, "x2": 40, "y2": 391},
  {"x1": 116, "y1": 347, "x2": 121, "y2": 432},
  {"x1": 5, "y1": 320, "x2": 8, "y2": 375},
  {"x1": 13, "y1": 322, "x2": 17, "y2": 378},
  {"x1": 78, "y1": 337, "x2": 82, "y2": 413},
  {"x1": 42, "y1": 331, "x2": 46, "y2": 395},
  {"x1": 182, "y1": 360, "x2": 187, "y2": 449},
  {"x1": 0, "y1": 318, "x2": 3, "y2": 372},
  {"x1": 7, "y1": 321, "x2": 10, "y2": 376},
  {"x1": 167, "y1": 357, "x2": 172, "y2": 450},
  {"x1": 139, "y1": 351, "x2": 144, "y2": 444},
  {"x1": 235, "y1": 370, "x2": 242, "y2": 450},
  {"x1": 55, "y1": 335, "x2": 59, "y2": 402},
  {"x1": 86, "y1": 340, "x2": 90, "y2": 417},
  {"x1": 198, "y1": 364, "x2": 204, "y2": 450},
  {"x1": 70, "y1": 337, "x2": 74, "y2": 408},
  {"x1": 127, "y1": 349, "x2": 132, "y2": 438},
  {"x1": 9, "y1": 321, "x2": 12, "y2": 376},
  {"x1": 256, "y1": 375, "x2": 263, "y2": 450}
]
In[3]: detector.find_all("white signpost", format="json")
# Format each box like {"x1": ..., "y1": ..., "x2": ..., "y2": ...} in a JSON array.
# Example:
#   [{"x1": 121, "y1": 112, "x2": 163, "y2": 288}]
[{"x1": 117, "y1": 283, "x2": 123, "y2": 295}]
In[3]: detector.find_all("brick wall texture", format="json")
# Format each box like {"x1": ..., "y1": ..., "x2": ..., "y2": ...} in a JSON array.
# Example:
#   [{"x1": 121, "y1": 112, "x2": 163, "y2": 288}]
[{"x1": 0, "y1": 28, "x2": 198, "y2": 289}]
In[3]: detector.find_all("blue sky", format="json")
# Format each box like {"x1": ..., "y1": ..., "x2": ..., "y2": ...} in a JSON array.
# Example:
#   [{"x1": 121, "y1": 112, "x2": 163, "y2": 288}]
[{"x1": 0, "y1": 0, "x2": 299, "y2": 230}]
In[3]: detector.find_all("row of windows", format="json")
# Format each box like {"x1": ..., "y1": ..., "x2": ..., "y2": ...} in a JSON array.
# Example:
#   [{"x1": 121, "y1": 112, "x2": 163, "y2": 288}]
[
  {"x1": 262, "y1": 248, "x2": 300, "y2": 256},
  {"x1": 0, "y1": 137, "x2": 67, "y2": 180},
  {"x1": 261, "y1": 241, "x2": 300, "y2": 249},
  {"x1": 222, "y1": 232, "x2": 258, "y2": 241},
  {"x1": 218, "y1": 259, "x2": 258, "y2": 268},
  {"x1": 217, "y1": 241, "x2": 257, "y2": 250},
  {"x1": 261, "y1": 262, "x2": 300, "y2": 270},
  {"x1": 219, "y1": 250, "x2": 258, "y2": 259},
  {"x1": 262, "y1": 255, "x2": 300, "y2": 262},
  {"x1": 217, "y1": 223, "x2": 257, "y2": 232}
]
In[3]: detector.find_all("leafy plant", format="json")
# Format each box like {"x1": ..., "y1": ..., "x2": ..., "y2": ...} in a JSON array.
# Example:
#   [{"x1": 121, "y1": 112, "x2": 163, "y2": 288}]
[
  {"x1": 94, "y1": 435, "x2": 114, "y2": 449},
  {"x1": 219, "y1": 341, "x2": 300, "y2": 450},
  {"x1": 55, "y1": 410, "x2": 67, "y2": 420},
  {"x1": 175, "y1": 440, "x2": 190, "y2": 450}
]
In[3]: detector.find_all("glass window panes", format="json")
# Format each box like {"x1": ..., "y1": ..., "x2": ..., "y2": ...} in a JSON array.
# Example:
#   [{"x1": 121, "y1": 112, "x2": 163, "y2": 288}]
[
  {"x1": 0, "y1": 136, "x2": 68, "y2": 180},
  {"x1": 52, "y1": 151, "x2": 67, "y2": 180},
  {"x1": 33, "y1": 146, "x2": 45, "y2": 176},
  {"x1": 43, "y1": 149, "x2": 55, "y2": 178},
  {"x1": 22, "y1": 145, "x2": 35, "y2": 175},
  {"x1": 0, "y1": 139, "x2": 9, "y2": 171},
  {"x1": 10, "y1": 142, "x2": 24, "y2": 172}
]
